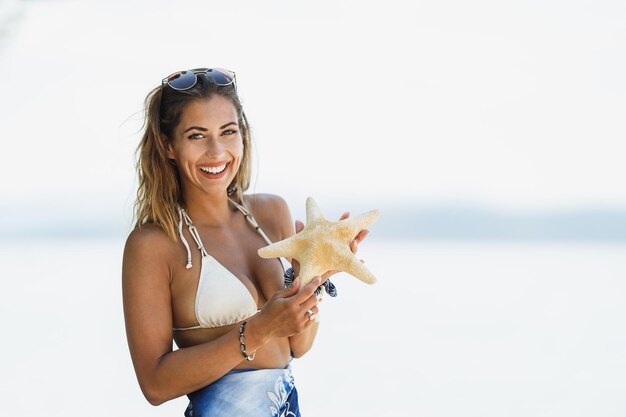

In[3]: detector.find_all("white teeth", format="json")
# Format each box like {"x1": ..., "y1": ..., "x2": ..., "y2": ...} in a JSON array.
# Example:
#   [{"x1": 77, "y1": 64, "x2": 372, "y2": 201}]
[{"x1": 200, "y1": 164, "x2": 227, "y2": 174}]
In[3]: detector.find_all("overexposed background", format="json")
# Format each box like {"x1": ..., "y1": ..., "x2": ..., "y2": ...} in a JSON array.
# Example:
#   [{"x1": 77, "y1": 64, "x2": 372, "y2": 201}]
[{"x1": 1, "y1": 0, "x2": 625, "y2": 415}]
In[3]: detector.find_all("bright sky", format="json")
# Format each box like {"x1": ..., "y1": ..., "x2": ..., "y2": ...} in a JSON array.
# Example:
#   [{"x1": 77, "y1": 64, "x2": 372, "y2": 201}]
[{"x1": 1, "y1": 0, "x2": 625, "y2": 220}]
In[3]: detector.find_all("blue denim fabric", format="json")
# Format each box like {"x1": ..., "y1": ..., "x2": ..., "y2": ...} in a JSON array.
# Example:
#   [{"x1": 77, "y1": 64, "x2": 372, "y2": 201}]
[{"x1": 184, "y1": 365, "x2": 300, "y2": 417}]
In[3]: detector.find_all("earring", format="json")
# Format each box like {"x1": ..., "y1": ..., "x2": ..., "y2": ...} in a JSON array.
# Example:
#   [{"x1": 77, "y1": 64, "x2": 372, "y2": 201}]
[{"x1": 227, "y1": 184, "x2": 237, "y2": 196}]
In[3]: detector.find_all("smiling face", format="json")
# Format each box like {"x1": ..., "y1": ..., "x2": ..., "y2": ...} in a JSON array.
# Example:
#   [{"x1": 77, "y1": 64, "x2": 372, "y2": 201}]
[{"x1": 166, "y1": 95, "x2": 244, "y2": 199}]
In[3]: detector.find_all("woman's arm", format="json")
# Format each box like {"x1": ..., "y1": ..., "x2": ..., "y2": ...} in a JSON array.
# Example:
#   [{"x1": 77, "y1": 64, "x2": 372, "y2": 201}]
[{"x1": 122, "y1": 227, "x2": 320, "y2": 406}]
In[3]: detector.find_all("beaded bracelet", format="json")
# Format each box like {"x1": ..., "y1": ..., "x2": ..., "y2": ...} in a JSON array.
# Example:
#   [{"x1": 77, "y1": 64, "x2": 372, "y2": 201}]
[{"x1": 238, "y1": 321, "x2": 256, "y2": 361}]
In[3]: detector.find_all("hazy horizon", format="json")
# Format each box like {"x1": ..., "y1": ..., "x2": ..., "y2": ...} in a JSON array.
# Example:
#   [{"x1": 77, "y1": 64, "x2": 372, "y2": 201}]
[{"x1": 2, "y1": 198, "x2": 625, "y2": 241}]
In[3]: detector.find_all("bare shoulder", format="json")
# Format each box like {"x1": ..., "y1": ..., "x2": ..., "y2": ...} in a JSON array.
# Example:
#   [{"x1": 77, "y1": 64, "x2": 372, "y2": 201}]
[
  {"x1": 124, "y1": 223, "x2": 177, "y2": 257},
  {"x1": 123, "y1": 224, "x2": 178, "y2": 283},
  {"x1": 244, "y1": 193, "x2": 289, "y2": 215},
  {"x1": 243, "y1": 193, "x2": 294, "y2": 240}
]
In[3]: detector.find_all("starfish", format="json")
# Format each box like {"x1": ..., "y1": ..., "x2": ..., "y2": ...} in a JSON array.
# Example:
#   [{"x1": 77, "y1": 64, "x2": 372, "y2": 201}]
[{"x1": 258, "y1": 197, "x2": 379, "y2": 286}]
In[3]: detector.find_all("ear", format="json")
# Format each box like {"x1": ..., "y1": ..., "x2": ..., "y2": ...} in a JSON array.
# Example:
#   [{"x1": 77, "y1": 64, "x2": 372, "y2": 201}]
[{"x1": 165, "y1": 141, "x2": 175, "y2": 160}]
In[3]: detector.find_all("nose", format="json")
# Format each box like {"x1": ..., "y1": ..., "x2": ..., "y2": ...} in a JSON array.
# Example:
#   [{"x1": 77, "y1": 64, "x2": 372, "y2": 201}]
[{"x1": 204, "y1": 135, "x2": 225, "y2": 156}]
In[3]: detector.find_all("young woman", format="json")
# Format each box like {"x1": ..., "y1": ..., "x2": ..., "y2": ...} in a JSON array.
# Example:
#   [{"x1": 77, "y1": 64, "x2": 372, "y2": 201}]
[{"x1": 122, "y1": 68, "x2": 366, "y2": 417}]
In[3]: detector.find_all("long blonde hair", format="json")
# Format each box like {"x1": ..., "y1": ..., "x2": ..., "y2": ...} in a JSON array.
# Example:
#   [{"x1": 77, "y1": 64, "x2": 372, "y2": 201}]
[{"x1": 133, "y1": 78, "x2": 252, "y2": 241}]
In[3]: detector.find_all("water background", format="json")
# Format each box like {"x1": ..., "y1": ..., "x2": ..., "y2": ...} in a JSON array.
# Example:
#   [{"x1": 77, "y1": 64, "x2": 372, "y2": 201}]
[{"x1": 1, "y1": 237, "x2": 624, "y2": 416}]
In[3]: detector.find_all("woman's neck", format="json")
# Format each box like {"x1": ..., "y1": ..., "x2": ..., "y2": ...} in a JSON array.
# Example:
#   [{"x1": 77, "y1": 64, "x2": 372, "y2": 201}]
[{"x1": 181, "y1": 190, "x2": 235, "y2": 227}]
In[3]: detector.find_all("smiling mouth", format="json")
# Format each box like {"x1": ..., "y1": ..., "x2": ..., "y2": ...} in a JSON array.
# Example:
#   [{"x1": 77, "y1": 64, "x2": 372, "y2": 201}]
[{"x1": 199, "y1": 162, "x2": 230, "y2": 175}]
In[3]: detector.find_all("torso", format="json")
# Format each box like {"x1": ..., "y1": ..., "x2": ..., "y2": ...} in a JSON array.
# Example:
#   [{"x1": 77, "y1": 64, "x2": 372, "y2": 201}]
[{"x1": 168, "y1": 195, "x2": 292, "y2": 369}]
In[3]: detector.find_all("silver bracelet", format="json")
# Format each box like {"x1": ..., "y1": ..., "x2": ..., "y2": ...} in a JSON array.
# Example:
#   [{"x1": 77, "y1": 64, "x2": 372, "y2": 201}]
[{"x1": 239, "y1": 321, "x2": 256, "y2": 361}]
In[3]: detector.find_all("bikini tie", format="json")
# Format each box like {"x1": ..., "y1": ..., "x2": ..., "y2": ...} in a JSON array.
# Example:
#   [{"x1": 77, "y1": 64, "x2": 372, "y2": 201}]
[
  {"x1": 284, "y1": 267, "x2": 337, "y2": 297},
  {"x1": 316, "y1": 280, "x2": 337, "y2": 298}
]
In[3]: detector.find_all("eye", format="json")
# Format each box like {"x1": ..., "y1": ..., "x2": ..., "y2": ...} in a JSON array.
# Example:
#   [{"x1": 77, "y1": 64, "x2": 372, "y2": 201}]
[
  {"x1": 188, "y1": 133, "x2": 204, "y2": 140},
  {"x1": 222, "y1": 129, "x2": 238, "y2": 136}
]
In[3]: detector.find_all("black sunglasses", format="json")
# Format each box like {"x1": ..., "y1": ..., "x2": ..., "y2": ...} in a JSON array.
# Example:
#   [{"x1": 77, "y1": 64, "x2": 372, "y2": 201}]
[{"x1": 162, "y1": 67, "x2": 237, "y2": 91}]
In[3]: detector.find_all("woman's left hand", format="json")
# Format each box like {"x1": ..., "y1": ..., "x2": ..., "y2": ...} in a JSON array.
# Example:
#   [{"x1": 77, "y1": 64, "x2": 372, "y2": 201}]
[{"x1": 291, "y1": 212, "x2": 369, "y2": 282}]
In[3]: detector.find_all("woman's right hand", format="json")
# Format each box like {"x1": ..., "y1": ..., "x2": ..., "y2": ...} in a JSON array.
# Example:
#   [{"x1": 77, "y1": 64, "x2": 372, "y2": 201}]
[{"x1": 253, "y1": 276, "x2": 322, "y2": 338}]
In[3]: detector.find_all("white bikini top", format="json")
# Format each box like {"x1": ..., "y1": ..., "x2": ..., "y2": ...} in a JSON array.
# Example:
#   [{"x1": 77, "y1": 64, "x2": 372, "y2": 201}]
[{"x1": 173, "y1": 198, "x2": 287, "y2": 330}]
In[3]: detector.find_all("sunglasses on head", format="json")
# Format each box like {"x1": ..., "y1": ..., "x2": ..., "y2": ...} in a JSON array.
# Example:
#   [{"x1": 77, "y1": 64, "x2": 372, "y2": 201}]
[{"x1": 162, "y1": 67, "x2": 237, "y2": 91}]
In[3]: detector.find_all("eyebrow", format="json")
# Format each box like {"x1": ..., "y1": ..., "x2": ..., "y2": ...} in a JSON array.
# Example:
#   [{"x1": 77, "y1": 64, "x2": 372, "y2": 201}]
[{"x1": 183, "y1": 122, "x2": 238, "y2": 133}]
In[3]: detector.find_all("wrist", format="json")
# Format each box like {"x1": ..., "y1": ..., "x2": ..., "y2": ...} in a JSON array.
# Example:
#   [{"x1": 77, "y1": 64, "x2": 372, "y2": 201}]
[{"x1": 243, "y1": 315, "x2": 273, "y2": 349}]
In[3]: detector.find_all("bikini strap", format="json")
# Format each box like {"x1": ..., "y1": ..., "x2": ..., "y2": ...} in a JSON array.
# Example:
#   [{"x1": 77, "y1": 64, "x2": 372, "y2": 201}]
[
  {"x1": 228, "y1": 198, "x2": 273, "y2": 246},
  {"x1": 178, "y1": 207, "x2": 208, "y2": 269}
]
